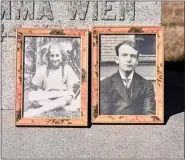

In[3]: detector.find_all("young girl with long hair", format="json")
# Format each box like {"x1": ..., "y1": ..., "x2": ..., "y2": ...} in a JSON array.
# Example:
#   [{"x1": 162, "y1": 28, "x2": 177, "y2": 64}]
[{"x1": 24, "y1": 42, "x2": 79, "y2": 117}]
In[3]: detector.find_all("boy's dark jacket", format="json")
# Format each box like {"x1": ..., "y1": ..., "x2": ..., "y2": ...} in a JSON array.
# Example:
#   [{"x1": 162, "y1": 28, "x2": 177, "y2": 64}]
[{"x1": 100, "y1": 71, "x2": 156, "y2": 115}]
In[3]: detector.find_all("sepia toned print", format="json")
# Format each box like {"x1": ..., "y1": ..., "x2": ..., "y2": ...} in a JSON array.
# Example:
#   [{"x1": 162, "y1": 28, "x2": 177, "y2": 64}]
[
  {"x1": 92, "y1": 26, "x2": 164, "y2": 123},
  {"x1": 15, "y1": 28, "x2": 88, "y2": 126}
]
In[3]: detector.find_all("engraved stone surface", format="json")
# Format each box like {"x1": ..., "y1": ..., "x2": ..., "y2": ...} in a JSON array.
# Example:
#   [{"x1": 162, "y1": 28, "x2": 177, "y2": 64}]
[
  {"x1": 1, "y1": 1, "x2": 161, "y2": 38},
  {"x1": 2, "y1": 38, "x2": 16, "y2": 109},
  {"x1": 1, "y1": 110, "x2": 184, "y2": 159}
]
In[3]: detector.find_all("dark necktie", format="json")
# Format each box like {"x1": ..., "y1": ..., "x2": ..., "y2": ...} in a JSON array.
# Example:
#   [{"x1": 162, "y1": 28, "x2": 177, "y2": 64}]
[{"x1": 123, "y1": 79, "x2": 131, "y2": 100}]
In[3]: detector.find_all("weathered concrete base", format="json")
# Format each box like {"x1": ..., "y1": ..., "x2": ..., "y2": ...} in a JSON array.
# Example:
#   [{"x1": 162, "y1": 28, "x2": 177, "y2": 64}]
[{"x1": 1, "y1": 110, "x2": 184, "y2": 159}]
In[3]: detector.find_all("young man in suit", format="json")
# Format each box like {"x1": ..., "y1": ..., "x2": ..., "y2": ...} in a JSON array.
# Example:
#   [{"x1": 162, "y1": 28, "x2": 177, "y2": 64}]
[{"x1": 100, "y1": 40, "x2": 156, "y2": 115}]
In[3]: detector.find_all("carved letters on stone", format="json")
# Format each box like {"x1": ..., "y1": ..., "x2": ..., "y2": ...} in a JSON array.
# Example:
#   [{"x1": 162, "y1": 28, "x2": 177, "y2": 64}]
[
  {"x1": 68, "y1": 1, "x2": 89, "y2": 20},
  {"x1": 68, "y1": 1, "x2": 135, "y2": 21},
  {"x1": 92, "y1": 1, "x2": 98, "y2": 20},
  {"x1": 1, "y1": 1, "x2": 135, "y2": 21},
  {"x1": 1, "y1": 1, "x2": 135, "y2": 41},
  {"x1": 100, "y1": 1, "x2": 116, "y2": 20},
  {"x1": 1, "y1": 1, "x2": 11, "y2": 20},
  {"x1": 36, "y1": 1, "x2": 54, "y2": 20},
  {"x1": 14, "y1": 1, "x2": 34, "y2": 20},
  {"x1": 1, "y1": 1, "x2": 54, "y2": 20}
]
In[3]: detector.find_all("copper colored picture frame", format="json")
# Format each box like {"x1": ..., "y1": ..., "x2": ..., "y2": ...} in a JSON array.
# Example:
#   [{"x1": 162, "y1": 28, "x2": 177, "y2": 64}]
[
  {"x1": 92, "y1": 26, "x2": 164, "y2": 124},
  {"x1": 15, "y1": 28, "x2": 89, "y2": 126}
]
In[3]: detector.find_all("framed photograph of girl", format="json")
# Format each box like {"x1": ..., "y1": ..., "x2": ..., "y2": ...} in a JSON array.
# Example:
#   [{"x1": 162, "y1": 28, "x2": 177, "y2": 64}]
[
  {"x1": 92, "y1": 26, "x2": 164, "y2": 124},
  {"x1": 15, "y1": 28, "x2": 89, "y2": 126}
]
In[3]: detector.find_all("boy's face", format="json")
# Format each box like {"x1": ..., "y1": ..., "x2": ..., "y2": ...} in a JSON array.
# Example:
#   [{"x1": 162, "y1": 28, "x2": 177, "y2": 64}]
[
  {"x1": 115, "y1": 44, "x2": 139, "y2": 72},
  {"x1": 49, "y1": 45, "x2": 62, "y2": 69}
]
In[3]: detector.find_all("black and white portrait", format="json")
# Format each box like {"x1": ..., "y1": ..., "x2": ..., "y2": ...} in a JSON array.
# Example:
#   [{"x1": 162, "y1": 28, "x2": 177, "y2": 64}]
[
  {"x1": 99, "y1": 34, "x2": 156, "y2": 115},
  {"x1": 23, "y1": 37, "x2": 81, "y2": 118}
]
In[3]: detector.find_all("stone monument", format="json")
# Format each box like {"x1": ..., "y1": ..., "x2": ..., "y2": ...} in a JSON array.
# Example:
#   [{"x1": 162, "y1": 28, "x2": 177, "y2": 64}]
[{"x1": 1, "y1": 1, "x2": 183, "y2": 159}]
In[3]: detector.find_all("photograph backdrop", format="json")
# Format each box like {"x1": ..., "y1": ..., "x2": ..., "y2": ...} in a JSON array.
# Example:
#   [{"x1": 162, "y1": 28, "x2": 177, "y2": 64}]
[{"x1": 100, "y1": 34, "x2": 156, "y2": 91}]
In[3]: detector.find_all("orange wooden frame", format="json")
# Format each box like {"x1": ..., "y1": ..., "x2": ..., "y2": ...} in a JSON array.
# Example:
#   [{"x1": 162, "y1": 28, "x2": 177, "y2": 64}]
[
  {"x1": 15, "y1": 28, "x2": 89, "y2": 126},
  {"x1": 91, "y1": 26, "x2": 164, "y2": 124}
]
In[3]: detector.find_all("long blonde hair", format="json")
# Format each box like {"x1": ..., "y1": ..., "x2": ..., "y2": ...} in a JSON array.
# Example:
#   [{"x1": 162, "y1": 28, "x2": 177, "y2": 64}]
[{"x1": 45, "y1": 43, "x2": 66, "y2": 78}]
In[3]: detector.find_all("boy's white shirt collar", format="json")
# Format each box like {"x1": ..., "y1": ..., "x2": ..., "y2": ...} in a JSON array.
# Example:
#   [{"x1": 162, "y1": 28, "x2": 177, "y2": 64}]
[{"x1": 119, "y1": 69, "x2": 134, "y2": 87}]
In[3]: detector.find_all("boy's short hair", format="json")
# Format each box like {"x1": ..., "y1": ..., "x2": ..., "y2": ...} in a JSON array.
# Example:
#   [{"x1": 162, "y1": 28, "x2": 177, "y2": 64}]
[{"x1": 115, "y1": 40, "x2": 139, "y2": 57}]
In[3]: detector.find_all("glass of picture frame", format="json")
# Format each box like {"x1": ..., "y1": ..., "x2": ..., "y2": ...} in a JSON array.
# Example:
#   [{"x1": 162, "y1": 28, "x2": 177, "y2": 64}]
[
  {"x1": 91, "y1": 26, "x2": 164, "y2": 124},
  {"x1": 15, "y1": 28, "x2": 89, "y2": 126}
]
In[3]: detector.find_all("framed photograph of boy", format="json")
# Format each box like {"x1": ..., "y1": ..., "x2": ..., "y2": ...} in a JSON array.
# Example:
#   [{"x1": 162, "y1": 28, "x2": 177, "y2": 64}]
[
  {"x1": 15, "y1": 28, "x2": 89, "y2": 126},
  {"x1": 92, "y1": 26, "x2": 164, "y2": 124}
]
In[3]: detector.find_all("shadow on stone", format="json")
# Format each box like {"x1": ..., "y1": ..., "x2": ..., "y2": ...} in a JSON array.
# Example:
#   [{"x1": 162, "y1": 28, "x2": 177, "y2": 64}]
[
  {"x1": 164, "y1": 61, "x2": 184, "y2": 124},
  {"x1": 87, "y1": 32, "x2": 92, "y2": 128}
]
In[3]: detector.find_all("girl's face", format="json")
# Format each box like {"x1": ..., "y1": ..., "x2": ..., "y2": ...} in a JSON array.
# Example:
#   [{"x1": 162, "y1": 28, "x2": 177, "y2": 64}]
[{"x1": 49, "y1": 45, "x2": 62, "y2": 69}]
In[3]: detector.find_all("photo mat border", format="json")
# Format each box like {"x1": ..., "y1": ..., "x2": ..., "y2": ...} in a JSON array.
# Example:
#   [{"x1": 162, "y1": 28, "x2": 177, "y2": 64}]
[
  {"x1": 91, "y1": 26, "x2": 164, "y2": 124},
  {"x1": 15, "y1": 28, "x2": 89, "y2": 126}
]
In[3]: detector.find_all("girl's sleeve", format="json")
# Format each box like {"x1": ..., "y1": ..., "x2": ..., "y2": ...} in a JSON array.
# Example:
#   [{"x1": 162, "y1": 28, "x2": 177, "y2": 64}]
[
  {"x1": 65, "y1": 65, "x2": 79, "y2": 91},
  {"x1": 32, "y1": 66, "x2": 45, "y2": 88}
]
